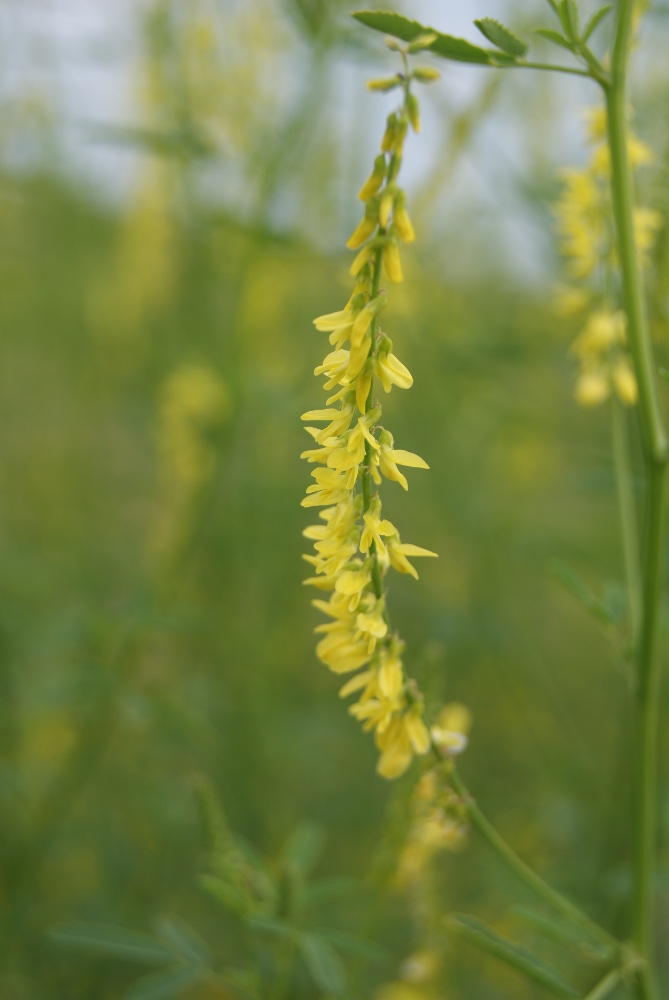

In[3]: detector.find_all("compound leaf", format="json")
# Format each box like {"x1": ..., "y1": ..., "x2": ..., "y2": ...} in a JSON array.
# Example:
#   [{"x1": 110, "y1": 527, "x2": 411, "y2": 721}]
[
  {"x1": 352, "y1": 11, "x2": 493, "y2": 64},
  {"x1": 474, "y1": 18, "x2": 528, "y2": 57}
]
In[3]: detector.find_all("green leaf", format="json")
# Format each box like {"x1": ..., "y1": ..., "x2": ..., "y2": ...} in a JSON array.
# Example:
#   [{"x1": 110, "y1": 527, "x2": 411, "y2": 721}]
[
  {"x1": 474, "y1": 18, "x2": 528, "y2": 57},
  {"x1": 246, "y1": 916, "x2": 294, "y2": 938},
  {"x1": 511, "y1": 906, "x2": 613, "y2": 960},
  {"x1": 51, "y1": 924, "x2": 174, "y2": 965},
  {"x1": 304, "y1": 876, "x2": 357, "y2": 906},
  {"x1": 446, "y1": 915, "x2": 580, "y2": 997},
  {"x1": 197, "y1": 875, "x2": 249, "y2": 917},
  {"x1": 281, "y1": 821, "x2": 325, "y2": 875},
  {"x1": 534, "y1": 27, "x2": 574, "y2": 51},
  {"x1": 298, "y1": 934, "x2": 346, "y2": 994},
  {"x1": 352, "y1": 11, "x2": 493, "y2": 64},
  {"x1": 316, "y1": 928, "x2": 387, "y2": 962},
  {"x1": 582, "y1": 5, "x2": 613, "y2": 43},
  {"x1": 548, "y1": 559, "x2": 617, "y2": 626},
  {"x1": 123, "y1": 966, "x2": 200, "y2": 1000},
  {"x1": 558, "y1": 0, "x2": 578, "y2": 39},
  {"x1": 157, "y1": 920, "x2": 211, "y2": 966}
]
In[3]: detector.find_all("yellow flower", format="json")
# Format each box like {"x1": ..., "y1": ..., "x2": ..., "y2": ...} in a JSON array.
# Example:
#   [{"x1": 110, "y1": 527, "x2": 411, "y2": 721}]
[
  {"x1": 387, "y1": 539, "x2": 438, "y2": 579},
  {"x1": 375, "y1": 348, "x2": 413, "y2": 391},
  {"x1": 575, "y1": 369, "x2": 611, "y2": 408},
  {"x1": 383, "y1": 240, "x2": 404, "y2": 284},
  {"x1": 358, "y1": 154, "x2": 387, "y2": 201},
  {"x1": 378, "y1": 433, "x2": 429, "y2": 490},
  {"x1": 393, "y1": 192, "x2": 416, "y2": 243}
]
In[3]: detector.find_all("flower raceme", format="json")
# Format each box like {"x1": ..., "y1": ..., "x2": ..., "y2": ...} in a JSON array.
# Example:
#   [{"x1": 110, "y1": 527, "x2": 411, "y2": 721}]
[
  {"x1": 554, "y1": 105, "x2": 662, "y2": 409},
  {"x1": 300, "y1": 49, "x2": 440, "y2": 781}
]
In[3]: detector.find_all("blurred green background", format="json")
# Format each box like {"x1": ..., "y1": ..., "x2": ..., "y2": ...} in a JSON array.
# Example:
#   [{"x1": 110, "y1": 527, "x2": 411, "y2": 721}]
[{"x1": 1, "y1": 0, "x2": 669, "y2": 997}]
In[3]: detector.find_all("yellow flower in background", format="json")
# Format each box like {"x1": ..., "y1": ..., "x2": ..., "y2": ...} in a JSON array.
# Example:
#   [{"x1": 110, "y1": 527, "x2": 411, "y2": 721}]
[{"x1": 554, "y1": 102, "x2": 660, "y2": 412}]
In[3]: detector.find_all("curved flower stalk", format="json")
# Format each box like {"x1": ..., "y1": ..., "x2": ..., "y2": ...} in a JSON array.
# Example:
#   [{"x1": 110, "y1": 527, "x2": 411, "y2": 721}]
[
  {"x1": 301, "y1": 40, "x2": 441, "y2": 780},
  {"x1": 554, "y1": 106, "x2": 662, "y2": 408}
]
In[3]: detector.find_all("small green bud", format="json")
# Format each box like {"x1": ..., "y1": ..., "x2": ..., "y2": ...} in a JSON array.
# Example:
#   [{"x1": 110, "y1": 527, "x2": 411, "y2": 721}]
[
  {"x1": 407, "y1": 32, "x2": 437, "y2": 53},
  {"x1": 412, "y1": 66, "x2": 441, "y2": 83},
  {"x1": 366, "y1": 75, "x2": 403, "y2": 93},
  {"x1": 385, "y1": 36, "x2": 403, "y2": 52},
  {"x1": 406, "y1": 93, "x2": 420, "y2": 133}
]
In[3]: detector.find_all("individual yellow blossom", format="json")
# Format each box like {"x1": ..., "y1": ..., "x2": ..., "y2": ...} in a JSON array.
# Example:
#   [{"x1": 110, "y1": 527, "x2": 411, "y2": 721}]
[
  {"x1": 377, "y1": 431, "x2": 429, "y2": 490},
  {"x1": 358, "y1": 154, "x2": 387, "y2": 201},
  {"x1": 383, "y1": 240, "x2": 404, "y2": 284},
  {"x1": 387, "y1": 539, "x2": 438, "y2": 579},
  {"x1": 612, "y1": 359, "x2": 638, "y2": 405},
  {"x1": 575, "y1": 369, "x2": 611, "y2": 407}
]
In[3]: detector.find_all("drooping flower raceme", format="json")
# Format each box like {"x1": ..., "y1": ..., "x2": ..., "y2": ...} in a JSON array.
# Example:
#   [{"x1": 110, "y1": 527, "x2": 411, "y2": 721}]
[
  {"x1": 301, "y1": 46, "x2": 439, "y2": 780},
  {"x1": 554, "y1": 105, "x2": 662, "y2": 408}
]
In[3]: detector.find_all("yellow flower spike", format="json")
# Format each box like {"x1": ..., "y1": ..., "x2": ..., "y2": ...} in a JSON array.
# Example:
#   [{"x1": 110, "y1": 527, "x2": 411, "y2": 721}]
[
  {"x1": 382, "y1": 240, "x2": 404, "y2": 284},
  {"x1": 575, "y1": 369, "x2": 611, "y2": 408},
  {"x1": 393, "y1": 191, "x2": 416, "y2": 243},
  {"x1": 358, "y1": 154, "x2": 388, "y2": 201},
  {"x1": 613, "y1": 359, "x2": 638, "y2": 405}
]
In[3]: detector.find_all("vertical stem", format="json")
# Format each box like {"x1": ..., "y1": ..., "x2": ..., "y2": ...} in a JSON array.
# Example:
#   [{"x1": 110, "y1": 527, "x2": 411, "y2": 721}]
[
  {"x1": 605, "y1": 3, "x2": 667, "y2": 996},
  {"x1": 611, "y1": 398, "x2": 642, "y2": 644}
]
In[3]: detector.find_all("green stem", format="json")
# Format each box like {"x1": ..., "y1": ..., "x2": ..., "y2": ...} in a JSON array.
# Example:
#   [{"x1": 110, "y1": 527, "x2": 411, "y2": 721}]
[
  {"x1": 611, "y1": 397, "x2": 643, "y2": 644},
  {"x1": 605, "y1": 3, "x2": 667, "y2": 997},
  {"x1": 583, "y1": 968, "x2": 623, "y2": 1000},
  {"x1": 450, "y1": 768, "x2": 620, "y2": 954},
  {"x1": 513, "y1": 61, "x2": 595, "y2": 79}
]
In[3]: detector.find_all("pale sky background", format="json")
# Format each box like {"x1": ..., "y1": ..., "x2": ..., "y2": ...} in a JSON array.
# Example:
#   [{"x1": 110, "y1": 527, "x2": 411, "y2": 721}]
[{"x1": 1, "y1": 0, "x2": 667, "y2": 281}]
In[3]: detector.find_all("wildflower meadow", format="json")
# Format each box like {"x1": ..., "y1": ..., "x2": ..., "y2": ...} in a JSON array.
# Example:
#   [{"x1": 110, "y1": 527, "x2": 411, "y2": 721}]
[{"x1": 1, "y1": 1, "x2": 669, "y2": 999}]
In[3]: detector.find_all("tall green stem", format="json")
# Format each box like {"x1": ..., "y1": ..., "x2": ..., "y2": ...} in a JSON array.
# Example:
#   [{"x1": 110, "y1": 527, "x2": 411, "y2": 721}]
[
  {"x1": 450, "y1": 768, "x2": 619, "y2": 953},
  {"x1": 605, "y1": 3, "x2": 667, "y2": 996},
  {"x1": 611, "y1": 398, "x2": 643, "y2": 644}
]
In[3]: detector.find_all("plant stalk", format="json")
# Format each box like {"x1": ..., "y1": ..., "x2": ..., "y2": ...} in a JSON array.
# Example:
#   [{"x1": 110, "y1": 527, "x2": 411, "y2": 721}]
[
  {"x1": 611, "y1": 398, "x2": 643, "y2": 644},
  {"x1": 605, "y1": 2, "x2": 667, "y2": 997},
  {"x1": 450, "y1": 768, "x2": 620, "y2": 954}
]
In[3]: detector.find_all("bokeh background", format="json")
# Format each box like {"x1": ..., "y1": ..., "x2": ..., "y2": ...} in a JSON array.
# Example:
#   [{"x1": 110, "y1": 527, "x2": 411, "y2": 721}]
[{"x1": 2, "y1": 1, "x2": 669, "y2": 997}]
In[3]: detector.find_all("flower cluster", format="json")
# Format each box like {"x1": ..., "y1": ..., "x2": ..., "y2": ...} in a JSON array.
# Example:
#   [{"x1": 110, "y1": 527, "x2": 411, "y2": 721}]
[
  {"x1": 301, "y1": 43, "x2": 440, "y2": 780},
  {"x1": 554, "y1": 105, "x2": 662, "y2": 408}
]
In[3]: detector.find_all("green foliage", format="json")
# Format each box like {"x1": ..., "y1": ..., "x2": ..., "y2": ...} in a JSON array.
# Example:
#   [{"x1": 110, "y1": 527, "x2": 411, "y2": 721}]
[
  {"x1": 474, "y1": 18, "x2": 528, "y2": 58},
  {"x1": 446, "y1": 914, "x2": 581, "y2": 996}
]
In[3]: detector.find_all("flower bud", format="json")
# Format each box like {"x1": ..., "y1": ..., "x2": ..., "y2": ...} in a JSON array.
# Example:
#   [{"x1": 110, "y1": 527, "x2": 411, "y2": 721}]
[
  {"x1": 366, "y1": 75, "x2": 402, "y2": 92},
  {"x1": 412, "y1": 66, "x2": 441, "y2": 83},
  {"x1": 383, "y1": 240, "x2": 403, "y2": 284},
  {"x1": 407, "y1": 93, "x2": 420, "y2": 133},
  {"x1": 407, "y1": 32, "x2": 437, "y2": 52},
  {"x1": 346, "y1": 201, "x2": 379, "y2": 249},
  {"x1": 358, "y1": 154, "x2": 387, "y2": 201},
  {"x1": 393, "y1": 191, "x2": 416, "y2": 243},
  {"x1": 381, "y1": 113, "x2": 399, "y2": 153},
  {"x1": 379, "y1": 190, "x2": 394, "y2": 229}
]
